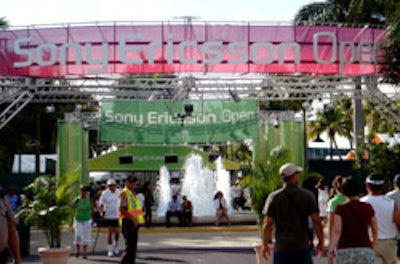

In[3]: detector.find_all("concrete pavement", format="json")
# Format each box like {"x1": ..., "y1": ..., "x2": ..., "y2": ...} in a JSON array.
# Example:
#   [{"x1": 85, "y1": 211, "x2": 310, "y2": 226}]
[{"x1": 18, "y1": 224, "x2": 329, "y2": 264}]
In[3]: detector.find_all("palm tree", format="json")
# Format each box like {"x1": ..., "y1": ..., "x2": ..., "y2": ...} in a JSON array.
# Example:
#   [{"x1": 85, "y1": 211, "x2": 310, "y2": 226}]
[
  {"x1": 228, "y1": 141, "x2": 253, "y2": 170},
  {"x1": 244, "y1": 140, "x2": 291, "y2": 220},
  {"x1": 295, "y1": 0, "x2": 391, "y2": 25},
  {"x1": 0, "y1": 17, "x2": 8, "y2": 29},
  {"x1": 295, "y1": 1, "x2": 347, "y2": 24},
  {"x1": 363, "y1": 100, "x2": 397, "y2": 136},
  {"x1": 307, "y1": 100, "x2": 351, "y2": 160},
  {"x1": 382, "y1": 9, "x2": 400, "y2": 84},
  {"x1": 336, "y1": 97, "x2": 354, "y2": 150}
]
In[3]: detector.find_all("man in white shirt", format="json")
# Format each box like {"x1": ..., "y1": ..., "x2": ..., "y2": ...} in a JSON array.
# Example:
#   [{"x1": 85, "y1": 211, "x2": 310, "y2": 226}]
[
  {"x1": 387, "y1": 174, "x2": 400, "y2": 262},
  {"x1": 361, "y1": 173, "x2": 400, "y2": 264},
  {"x1": 99, "y1": 179, "x2": 121, "y2": 257},
  {"x1": 166, "y1": 195, "x2": 181, "y2": 227}
]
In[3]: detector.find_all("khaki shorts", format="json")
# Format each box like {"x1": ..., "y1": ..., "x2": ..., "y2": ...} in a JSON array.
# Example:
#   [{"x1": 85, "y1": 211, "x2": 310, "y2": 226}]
[{"x1": 374, "y1": 239, "x2": 397, "y2": 264}]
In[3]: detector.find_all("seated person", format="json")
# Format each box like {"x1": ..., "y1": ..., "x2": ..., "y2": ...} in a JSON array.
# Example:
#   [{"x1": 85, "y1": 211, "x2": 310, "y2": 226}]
[
  {"x1": 165, "y1": 195, "x2": 181, "y2": 227},
  {"x1": 180, "y1": 195, "x2": 193, "y2": 226},
  {"x1": 214, "y1": 191, "x2": 231, "y2": 226},
  {"x1": 234, "y1": 190, "x2": 251, "y2": 211}
]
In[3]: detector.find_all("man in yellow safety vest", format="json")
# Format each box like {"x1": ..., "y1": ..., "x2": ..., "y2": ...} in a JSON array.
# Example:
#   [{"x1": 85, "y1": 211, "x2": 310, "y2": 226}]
[{"x1": 118, "y1": 174, "x2": 144, "y2": 264}]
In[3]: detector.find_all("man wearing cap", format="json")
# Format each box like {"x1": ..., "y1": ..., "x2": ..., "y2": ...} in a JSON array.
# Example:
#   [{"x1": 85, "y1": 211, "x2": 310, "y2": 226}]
[
  {"x1": 118, "y1": 174, "x2": 145, "y2": 264},
  {"x1": 262, "y1": 162, "x2": 324, "y2": 263},
  {"x1": 387, "y1": 174, "x2": 400, "y2": 262},
  {"x1": 99, "y1": 178, "x2": 121, "y2": 257},
  {"x1": 361, "y1": 173, "x2": 400, "y2": 264}
]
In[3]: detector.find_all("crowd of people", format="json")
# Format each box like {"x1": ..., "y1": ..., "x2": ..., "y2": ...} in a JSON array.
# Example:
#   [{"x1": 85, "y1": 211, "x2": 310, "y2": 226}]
[
  {"x1": 75, "y1": 175, "x2": 236, "y2": 262},
  {"x1": 261, "y1": 162, "x2": 400, "y2": 264},
  {"x1": 13, "y1": 162, "x2": 400, "y2": 264},
  {"x1": 0, "y1": 170, "x2": 251, "y2": 262},
  {"x1": 0, "y1": 174, "x2": 239, "y2": 263},
  {"x1": 68, "y1": 174, "x2": 152, "y2": 263}
]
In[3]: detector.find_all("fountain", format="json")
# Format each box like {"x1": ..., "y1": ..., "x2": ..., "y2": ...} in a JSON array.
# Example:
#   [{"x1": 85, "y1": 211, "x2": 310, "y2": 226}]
[
  {"x1": 215, "y1": 156, "x2": 233, "y2": 214},
  {"x1": 180, "y1": 154, "x2": 216, "y2": 216},
  {"x1": 156, "y1": 154, "x2": 233, "y2": 216},
  {"x1": 156, "y1": 166, "x2": 172, "y2": 216}
]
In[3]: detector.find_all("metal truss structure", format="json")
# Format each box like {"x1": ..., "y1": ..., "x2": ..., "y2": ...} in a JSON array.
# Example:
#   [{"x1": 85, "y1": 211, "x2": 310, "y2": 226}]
[{"x1": 1, "y1": 74, "x2": 400, "y2": 130}]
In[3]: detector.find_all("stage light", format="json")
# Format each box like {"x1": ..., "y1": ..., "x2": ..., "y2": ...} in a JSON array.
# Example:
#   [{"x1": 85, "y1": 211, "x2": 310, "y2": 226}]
[
  {"x1": 45, "y1": 104, "x2": 55, "y2": 113},
  {"x1": 273, "y1": 116, "x2": 280, "y2": 128},
  {"x1": 148, "y1": 91, "x2": 157, "y2": 104}
]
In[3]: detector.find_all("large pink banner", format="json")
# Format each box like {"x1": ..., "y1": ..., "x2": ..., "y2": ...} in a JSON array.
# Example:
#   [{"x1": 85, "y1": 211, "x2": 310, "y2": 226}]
[{"x1": 0, "y1": 22, "x2": 386, "y2": 77}]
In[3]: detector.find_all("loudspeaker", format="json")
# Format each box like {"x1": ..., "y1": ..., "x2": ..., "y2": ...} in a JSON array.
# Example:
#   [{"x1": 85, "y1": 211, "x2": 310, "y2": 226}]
[
  {"x1": 165, "y1": 155, "x2": 178, "y2": 163},
  {"x1": 184, "y1": 104, "x2": 193, "y2": 115},
  {"x1": 119, "y1": 155, "x2": 133, "y2": 164}
]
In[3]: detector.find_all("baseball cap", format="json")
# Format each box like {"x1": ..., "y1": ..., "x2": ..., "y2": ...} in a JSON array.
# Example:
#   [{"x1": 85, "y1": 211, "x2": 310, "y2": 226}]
[
  {"x1": 279, "y1": 163, "x2": 303, "y2": 179},
  {"x1": 107, "y1": 179, "x2": 116, "y2": 185}
]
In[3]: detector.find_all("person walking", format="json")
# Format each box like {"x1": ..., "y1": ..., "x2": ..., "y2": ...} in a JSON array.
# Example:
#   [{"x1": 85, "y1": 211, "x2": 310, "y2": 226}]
[
  {"x1": 118, "y1": 174, "x2": 144, "y2": 264},
  {"x1": 316, "y1": 179, "x2": 330, "y2": 223},
  {"x1": 72, "y1": 185, "x2": 94, "y2": 259},
  {"x1": 0, "y1": 186, "x2": 21, "y2": 264},
  {"x1": 387, "y1": 174, "x2": 400, "y2": 262},
  {"x1": 4, "y1": 187, "x2": 19, "y2": 215},
  {"x1": 326, "y1": 176, "x2": 347, "y2": 240},
  {"x1": 360, "y1": 173, "x2": 400, "y2": 264},
  {"x1": 99, "y1": 179, "x2": 121, "y2": 257},
  {"x1": 214, "y1": 191, "x2": 231, "y2": 226},
  {"x1": 328, "y1": 176, "x2": 377, "y2": 264},
  {"x1": 262, "y1": 162, "x2": 324, "y2": 264}
]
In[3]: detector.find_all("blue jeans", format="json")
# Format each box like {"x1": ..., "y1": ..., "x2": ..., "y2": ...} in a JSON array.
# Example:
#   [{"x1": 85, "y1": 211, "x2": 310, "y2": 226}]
[{"x1": 274, "y1": 248, "x2": 312, "y2": 264}]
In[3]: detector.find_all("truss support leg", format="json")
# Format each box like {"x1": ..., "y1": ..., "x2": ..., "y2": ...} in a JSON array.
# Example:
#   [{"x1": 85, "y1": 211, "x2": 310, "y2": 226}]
[{"x1": 353, "y1": 76, "x2": 364, "y2": 149}]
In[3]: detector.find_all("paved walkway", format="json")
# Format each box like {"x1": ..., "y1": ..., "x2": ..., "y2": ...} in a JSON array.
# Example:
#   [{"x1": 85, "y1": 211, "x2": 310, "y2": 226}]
[{"x1": 17, "y1": 225, "x2": 329, "y2": 264}]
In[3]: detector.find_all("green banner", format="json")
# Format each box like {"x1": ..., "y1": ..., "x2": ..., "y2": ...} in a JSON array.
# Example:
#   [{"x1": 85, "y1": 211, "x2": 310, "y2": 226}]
[
  {"x1": 57, "y1": 121, "x2": 89, "y2": 196},
  {"x1": 264, "y1": 120, "x2": 304, "y2": 167},
  {"x1": 100, "y1": 99, "x2": 259, "y2": 144}
]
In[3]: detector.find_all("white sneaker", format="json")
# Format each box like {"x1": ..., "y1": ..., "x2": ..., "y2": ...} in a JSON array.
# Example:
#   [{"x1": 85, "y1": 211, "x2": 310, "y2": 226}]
[
  {"x1": 113, "y1": 242, "x2": 119, "y2": 255},
  {"x1": 107, "y1": 245, "x2": 114, "y2": 257}
]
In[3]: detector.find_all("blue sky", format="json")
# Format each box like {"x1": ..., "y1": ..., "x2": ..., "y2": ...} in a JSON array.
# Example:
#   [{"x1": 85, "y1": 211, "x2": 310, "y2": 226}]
[{"x1": 3, "y1": 0, "x2": 321, "y2": 26}]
